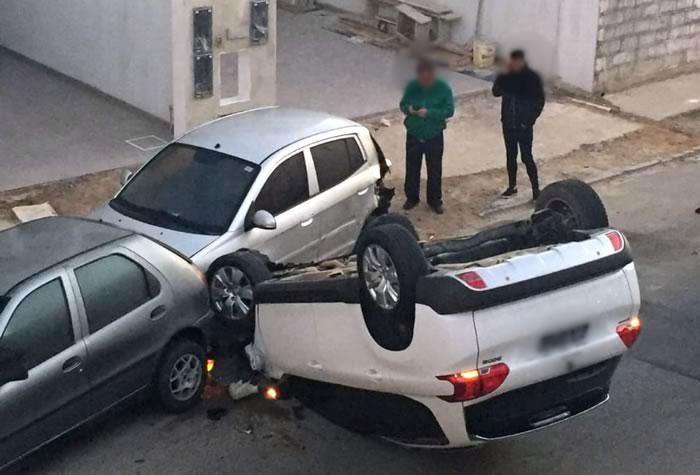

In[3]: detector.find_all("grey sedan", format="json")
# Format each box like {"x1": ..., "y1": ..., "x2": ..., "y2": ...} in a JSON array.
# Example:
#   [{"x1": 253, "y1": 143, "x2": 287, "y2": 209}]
[{"x1": 0, "y1": 217, "x2": 213, "y2": 471}]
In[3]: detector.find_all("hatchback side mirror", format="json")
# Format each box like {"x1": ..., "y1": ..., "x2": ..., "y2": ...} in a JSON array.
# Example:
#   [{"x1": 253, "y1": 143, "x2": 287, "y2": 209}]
[
  {"x1": 252, "y1": 210, "x2": 277, "y2": 230},
  {"x1": 120, "y1": 169, "x2": 134, "y2": 186},
  {"x1": 0, "y1": 348, "x2": 28, "y2": 386}
]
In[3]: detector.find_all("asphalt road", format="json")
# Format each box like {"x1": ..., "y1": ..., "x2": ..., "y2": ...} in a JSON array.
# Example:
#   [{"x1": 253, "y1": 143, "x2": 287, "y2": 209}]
[{"x1": 10, "y1": 159, "x2": 700, "y2": 475}]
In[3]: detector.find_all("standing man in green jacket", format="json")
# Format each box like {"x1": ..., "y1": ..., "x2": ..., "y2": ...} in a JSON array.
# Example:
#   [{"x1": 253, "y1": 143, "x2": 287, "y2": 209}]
[{"x1": 400, "y1": 60, "x2": 455, "y2": 214}]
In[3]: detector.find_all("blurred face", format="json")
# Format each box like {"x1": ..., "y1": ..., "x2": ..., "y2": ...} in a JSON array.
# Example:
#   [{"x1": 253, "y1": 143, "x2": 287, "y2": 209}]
[
  {"x1": 510, "y1": 57, "x2": 526, "y2": 72},
  {"x1": 417, "y1": 67, "x2": 435, "y2": 88}
]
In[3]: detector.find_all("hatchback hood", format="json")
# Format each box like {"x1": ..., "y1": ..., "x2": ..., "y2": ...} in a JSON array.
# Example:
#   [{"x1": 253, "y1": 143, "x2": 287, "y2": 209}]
[{"x1": 89, "y1": 204, "x2": 219, "y2": 258}]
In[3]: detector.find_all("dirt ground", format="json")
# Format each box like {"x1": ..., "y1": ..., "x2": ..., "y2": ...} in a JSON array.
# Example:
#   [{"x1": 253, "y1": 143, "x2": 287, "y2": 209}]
[{"x1": 2, "y1": 101, "x2": 699, "y2": 239}]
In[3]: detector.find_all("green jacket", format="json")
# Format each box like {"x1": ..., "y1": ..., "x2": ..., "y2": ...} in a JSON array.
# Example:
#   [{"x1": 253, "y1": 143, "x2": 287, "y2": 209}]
[{"x1": 400, "y1": 79, "x2": 455, "y2": 140}]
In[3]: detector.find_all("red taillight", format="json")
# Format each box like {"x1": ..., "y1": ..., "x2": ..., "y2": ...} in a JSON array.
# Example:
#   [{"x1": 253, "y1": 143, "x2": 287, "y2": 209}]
[
  {"x1": 437, "y1": 363, "x2": 509, "y2": 402},
  {"x1": 605, "y1": 231, "x2": 624, "y2": 252},
  {"x1": 458, "y1": 271, "x2": 488, "y2": 290},
  {"x1": 616, "y1": 316, "x2": 641, "y2": 348}
]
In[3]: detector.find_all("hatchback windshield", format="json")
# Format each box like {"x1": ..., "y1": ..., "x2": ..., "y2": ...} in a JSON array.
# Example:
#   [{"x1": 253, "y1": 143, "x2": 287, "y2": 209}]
[{"x1": 111, "y1": 144, "x2": 259, "y2": 235}]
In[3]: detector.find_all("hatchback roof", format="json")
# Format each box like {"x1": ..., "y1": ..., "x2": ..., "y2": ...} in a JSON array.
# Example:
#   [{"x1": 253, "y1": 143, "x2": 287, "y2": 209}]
[
  {"x1": 0, "y1": 217, "x2": 133, "y2": 295},
  {"x1": 177, "y1": 107, "x2": 358, "y2": 164}
]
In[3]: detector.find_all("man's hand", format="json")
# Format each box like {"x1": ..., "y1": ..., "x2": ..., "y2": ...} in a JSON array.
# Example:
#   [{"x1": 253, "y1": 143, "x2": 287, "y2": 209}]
[
  {"x1": 408, "y1": 105, "x2": 417, "y2": 115},
  {"x1": 416, "y1": 108, "x2": 429, "y2": 118}
]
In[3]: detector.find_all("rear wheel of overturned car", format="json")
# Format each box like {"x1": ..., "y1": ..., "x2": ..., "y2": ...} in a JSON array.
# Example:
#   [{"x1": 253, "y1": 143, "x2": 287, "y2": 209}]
[
  {"x1": 535, "y1": 179, "x2": 609, "y2": 231},
  {"x1": 364, "y1": 212, "x2": 420, "y2": 240},
  {"x1": 155, "y1": 339, "x2": 207, "y2": 413},
  {"x1": 208, "y1": 251, "x2": 272, "y2": 328},
  {"x1": 357, "y1": 224, "x2": 429, "y2": 351}
]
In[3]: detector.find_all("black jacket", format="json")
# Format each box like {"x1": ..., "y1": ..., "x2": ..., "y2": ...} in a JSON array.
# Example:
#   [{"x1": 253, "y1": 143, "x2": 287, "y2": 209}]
[{"x1": 492, "y1": 67, "x2": 545, "y2": 130}]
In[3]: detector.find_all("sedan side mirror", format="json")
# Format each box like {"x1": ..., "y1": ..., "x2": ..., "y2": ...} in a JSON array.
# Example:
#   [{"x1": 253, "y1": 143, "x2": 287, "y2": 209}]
[
  {"x1": 120, "y1": 169, "x2": 134, "y2": 186},
  {"x1": 0, "y1": 348, "x2": 28, "y2": 386},
  {"x1": 252, "y1": 210, "x2": 277, "y2": 230}
]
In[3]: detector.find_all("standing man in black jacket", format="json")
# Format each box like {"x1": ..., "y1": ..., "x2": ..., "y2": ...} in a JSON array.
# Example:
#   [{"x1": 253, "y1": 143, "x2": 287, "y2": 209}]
[{"x1": 493, "y1": 50, "x2": 545, "y2": 200}]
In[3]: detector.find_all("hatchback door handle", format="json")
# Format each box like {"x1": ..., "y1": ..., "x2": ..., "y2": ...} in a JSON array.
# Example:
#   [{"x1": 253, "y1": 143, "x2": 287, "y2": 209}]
[
  {"x1": 301, "y1": 218, "x2": 314, "y2": 227},
  {"x1": 357, "y1": 187, "x2": 370, "y2": 196},
  {"x1": 150, "y1": 305, "x2": 167, "y2": 320},
  {"x1": 62, "y1": 356, "x2": 82, "y2": 373}
]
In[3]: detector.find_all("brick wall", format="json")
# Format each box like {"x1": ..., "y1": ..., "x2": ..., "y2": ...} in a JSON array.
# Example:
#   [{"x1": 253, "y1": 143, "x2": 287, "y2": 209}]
[{"x1": 595, "y1": 0, "x2": 700, "y2": 92}]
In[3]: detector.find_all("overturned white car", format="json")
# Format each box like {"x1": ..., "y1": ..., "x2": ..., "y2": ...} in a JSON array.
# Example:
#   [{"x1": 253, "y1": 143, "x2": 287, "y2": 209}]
[{"x1": 237, "y1": 180, "x2": 641, "y2": 448}]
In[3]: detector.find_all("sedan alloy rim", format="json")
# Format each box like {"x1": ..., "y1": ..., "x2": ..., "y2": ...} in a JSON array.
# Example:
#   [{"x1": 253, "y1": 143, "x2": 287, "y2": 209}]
[{"x1": 169, "y1": 354, "x2": 202, "y2": 401}]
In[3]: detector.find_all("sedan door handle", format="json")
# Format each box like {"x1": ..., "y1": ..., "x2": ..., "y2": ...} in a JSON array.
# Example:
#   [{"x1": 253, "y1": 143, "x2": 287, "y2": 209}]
[
  {"x1": 62, "y1": 356, "x2": 82, "y2": 373},
  {"x1": 301, "y1": 218, "x2": 314, "y2": 227},
  {"x1": 357, "y1": 187, "x2": 370, "y2": 196},
  {"x1": 150, "y1": 305, "x2": 167, "y2": 320}
]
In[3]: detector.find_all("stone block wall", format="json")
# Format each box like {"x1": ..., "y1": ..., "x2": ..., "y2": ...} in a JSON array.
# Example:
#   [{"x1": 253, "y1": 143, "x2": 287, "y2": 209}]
[{"x1": 595, "y1": 0, "x2": 700, "y2": 92}]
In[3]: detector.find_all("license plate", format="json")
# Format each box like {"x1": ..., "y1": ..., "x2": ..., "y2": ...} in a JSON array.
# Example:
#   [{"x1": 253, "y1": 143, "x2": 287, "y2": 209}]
[{"x1": 539, "y1": 324, "x2": 589, "y2": 354}]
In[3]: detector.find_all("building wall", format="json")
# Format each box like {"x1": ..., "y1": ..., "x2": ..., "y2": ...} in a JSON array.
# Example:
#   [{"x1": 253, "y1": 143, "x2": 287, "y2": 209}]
[
  {"x1": 0, "y1": 0, "x2": 172, "y2": 122},
  {"x1": 172, "y1": 0, "x2": 277, "y2": 136},
  {"x1": 595, "y1": 0, "x2": 700, "y2": 93}
]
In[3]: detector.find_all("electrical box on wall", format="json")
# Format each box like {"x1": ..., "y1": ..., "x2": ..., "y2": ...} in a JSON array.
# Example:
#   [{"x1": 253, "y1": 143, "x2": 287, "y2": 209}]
[
  {"x1": 250, "y1": 0, "x2": 269, "y2": 45},
  {"x1": 193, "y1": 7, "x2": 213, "y2": 99}
]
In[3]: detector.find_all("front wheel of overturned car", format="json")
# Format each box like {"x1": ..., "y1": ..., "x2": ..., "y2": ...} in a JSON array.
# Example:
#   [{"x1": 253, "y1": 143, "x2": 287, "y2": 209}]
[
  {"x1": 208, "y1": 251, "x2": 272, "y2": 329},
  {"x1": 155, "y1": 339, "x2": 207, "y2": 413},
  {"x1": 356, "y1": 224, "x2": 429, "y2": 351},
  {"x1": 535, "y1": 179, "x2": 609, "y2": 231}
]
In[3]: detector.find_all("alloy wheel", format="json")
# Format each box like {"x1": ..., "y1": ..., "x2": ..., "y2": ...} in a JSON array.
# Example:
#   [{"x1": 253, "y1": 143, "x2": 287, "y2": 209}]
[{"x1": 362, "y1": 243, "x2": 400, "y2": 310}]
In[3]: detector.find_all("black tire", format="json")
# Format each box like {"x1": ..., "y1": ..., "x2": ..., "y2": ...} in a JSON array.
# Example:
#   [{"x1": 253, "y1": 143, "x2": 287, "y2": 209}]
[
  {"x1": 356, "y1": 224, "x2": 429, "y2": 351},
  {"x1": 155, "y1": 339, "x2": 207, "y2": 413},
  {"x1": 207, "y1": 250, "x2": 272, "y2": 327},
  {"x1": 535, "y1": 179, "x2": 609, "y2": 230},
  {"x1": 364, "y1": 213, "x2": 420, "y2": 240}
]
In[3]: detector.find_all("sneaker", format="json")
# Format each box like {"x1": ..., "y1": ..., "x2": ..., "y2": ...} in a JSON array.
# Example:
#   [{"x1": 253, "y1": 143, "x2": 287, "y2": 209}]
[
  {"x1": 403, "y1": 200, "x2": 419, "y2": 210},
  {"x1": 532, "y1": 189, "x2": 541, "y2": 202},
  {"x1": 431, "y1": 205, "x2": 445, "y2": 215},
  {"x1": 501, "y1": 187, "x2": 518, "y2": 198}
]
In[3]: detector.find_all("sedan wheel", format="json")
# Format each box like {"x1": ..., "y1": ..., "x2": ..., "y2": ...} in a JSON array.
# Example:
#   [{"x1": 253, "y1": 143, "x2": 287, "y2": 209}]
[
  {"x1": 210, "y1": 266, "x2": 254, "y2": 321},
  {"x1": 169, "y1": 354, "x2": 203, "y2": 401}
]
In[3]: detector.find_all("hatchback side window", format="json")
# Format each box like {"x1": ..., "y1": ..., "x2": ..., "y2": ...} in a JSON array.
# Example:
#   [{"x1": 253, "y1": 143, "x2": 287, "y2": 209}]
[
  {"x1": 1, "y1": 279, "x2": 74, "y2": 370},
  {"x1": 311, "y1": 138, "x2": 366, "y2": 193},
  {"x1": 75, "y1": 255, "x2": 158, "y2": 334},
  {"x1": 255, "y1": 152, "x2": 309, "y2": 216}
]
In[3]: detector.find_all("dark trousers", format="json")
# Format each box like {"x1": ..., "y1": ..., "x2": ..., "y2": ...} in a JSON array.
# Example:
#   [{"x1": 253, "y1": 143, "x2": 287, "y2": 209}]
[
  {"x1": 503, "y1": 126, "x2": 539, "y2": 191},
  {"x1": 405, "y1": 133, "x2": 444, "y2": 207}
]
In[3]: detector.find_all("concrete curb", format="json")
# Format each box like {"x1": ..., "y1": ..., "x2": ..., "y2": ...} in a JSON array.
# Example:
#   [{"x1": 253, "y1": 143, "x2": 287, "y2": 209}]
[{"x1": 478, "y1": 145, "x2": 700, "y2": 218}]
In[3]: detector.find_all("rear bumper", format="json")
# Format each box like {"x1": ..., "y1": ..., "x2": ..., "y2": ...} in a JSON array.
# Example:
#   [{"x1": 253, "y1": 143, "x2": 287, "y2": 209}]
[{"x1": 464, "y1": 357, "x2": 620, "y2": 440}]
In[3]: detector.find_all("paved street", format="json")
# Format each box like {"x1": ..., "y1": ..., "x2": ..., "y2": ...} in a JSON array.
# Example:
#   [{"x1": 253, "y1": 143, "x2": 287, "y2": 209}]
[{"x1": 8, "y1": 158, "x2": 700, "y2": 475}]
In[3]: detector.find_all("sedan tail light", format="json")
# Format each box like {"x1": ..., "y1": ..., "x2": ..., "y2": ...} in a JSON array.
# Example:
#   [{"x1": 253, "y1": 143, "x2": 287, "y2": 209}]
[
  {"x1": 616, "y1": 316, "x2": 641, "y2": 348},
  {"x1": 437, "y1": 363, "x2": 510, "y2": 402}
]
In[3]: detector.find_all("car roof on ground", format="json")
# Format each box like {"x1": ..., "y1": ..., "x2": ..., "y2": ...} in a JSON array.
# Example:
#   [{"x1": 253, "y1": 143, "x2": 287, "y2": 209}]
[
  {"x1": 0, "y1": 217, "x2": 133, "y2": 295},
  {"x1": 177, "y1": 107, "x2": 359, "y2": 164}
]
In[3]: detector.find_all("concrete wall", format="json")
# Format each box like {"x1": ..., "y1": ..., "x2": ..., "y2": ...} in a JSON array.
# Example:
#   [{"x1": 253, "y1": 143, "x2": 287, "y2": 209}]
[
  {"x1": 172, "y1": 0, "x2": 277, "y2": 136},
  {"x1": 595, "y1": 0, "x2": 700, "y2": 93},
  {"x1": 557, "y1": 0, "x2": 600, "y2": 92},
  {"x1": 0, "y1": 0, "x2": 172, "y2": 122},
  {"x1": 320, "y1": 0, "x2": 368, "y2": 15}
]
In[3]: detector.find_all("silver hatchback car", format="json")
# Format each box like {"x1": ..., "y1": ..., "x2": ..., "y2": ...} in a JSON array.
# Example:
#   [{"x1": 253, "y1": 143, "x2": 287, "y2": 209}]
[
  {"x1": 91, "y1": 107, "x2": 388, "y2": 324},
  {"x1": 0, "y1": 217, "x2": 213, "y2": 471}
]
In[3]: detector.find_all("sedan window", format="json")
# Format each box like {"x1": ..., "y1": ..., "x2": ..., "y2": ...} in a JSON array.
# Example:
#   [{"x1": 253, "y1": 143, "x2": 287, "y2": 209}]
[
  {"x1": 76, "y1": 255, "x2": 157, "y2": 334},
  {"x1": 1, "y1": 279, "x2": 74, "y2": 370},
  {"x1": 111, "y1": 144, "x2": 260, "y2": 235}
]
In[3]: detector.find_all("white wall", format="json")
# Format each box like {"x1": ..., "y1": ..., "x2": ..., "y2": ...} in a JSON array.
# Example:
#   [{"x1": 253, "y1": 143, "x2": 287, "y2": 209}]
[
  {"x1": 557, "y1": 0, "x2": 599, "y2": 92},
  {"x1": 0, "y1": 0, "x2": 173, "y2": 122},
  {"x1": 172, "y1": 0, "x2": 278, "y2": 136}
]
